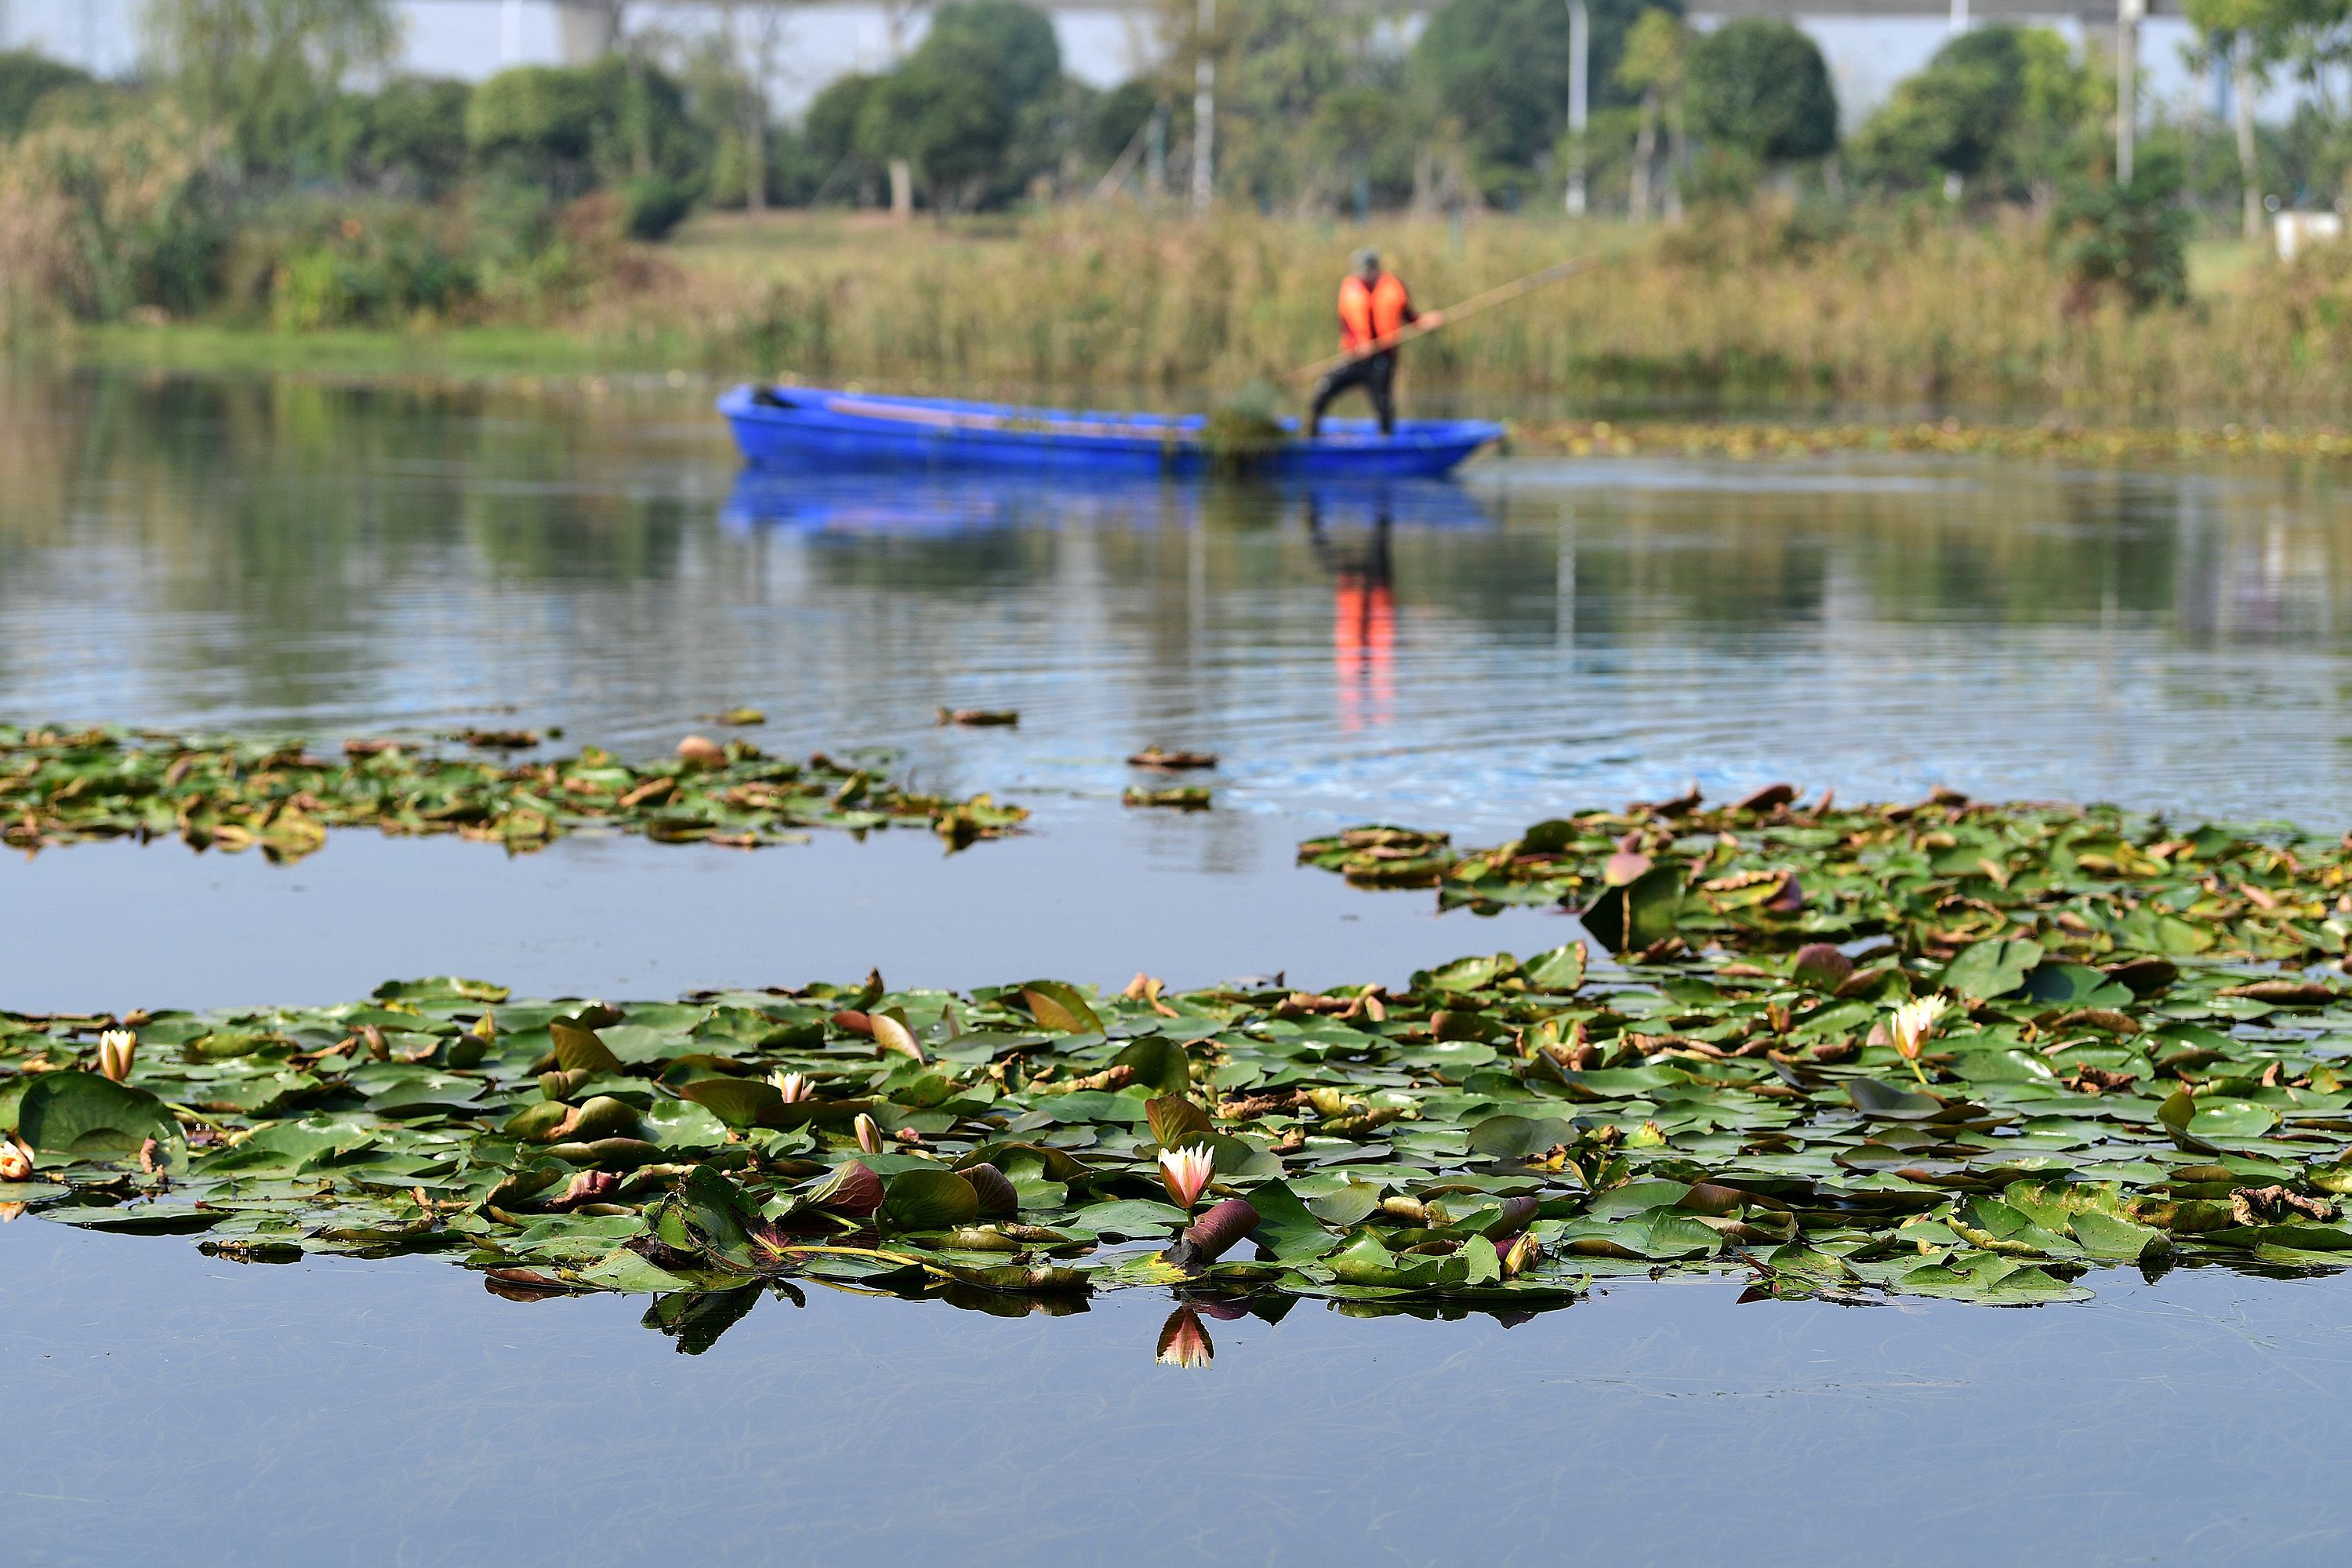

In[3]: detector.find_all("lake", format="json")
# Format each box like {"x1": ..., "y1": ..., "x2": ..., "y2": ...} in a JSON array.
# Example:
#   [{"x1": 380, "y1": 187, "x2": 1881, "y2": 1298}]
[{"x1": 2, "y1": 367, "x2": 2349, "y2": 1564}]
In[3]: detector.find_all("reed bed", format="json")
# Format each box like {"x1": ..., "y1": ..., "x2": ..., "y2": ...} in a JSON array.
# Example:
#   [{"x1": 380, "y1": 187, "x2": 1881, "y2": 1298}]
[{"x1": 572, "y1": 208, "x2": 2352, "y2": 421}]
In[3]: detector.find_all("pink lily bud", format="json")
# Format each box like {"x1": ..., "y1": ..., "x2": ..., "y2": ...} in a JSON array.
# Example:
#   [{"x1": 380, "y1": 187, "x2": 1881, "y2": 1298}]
[{"x1": 1157, "y1": 1143, "x2": 1216, "y2": 1211}]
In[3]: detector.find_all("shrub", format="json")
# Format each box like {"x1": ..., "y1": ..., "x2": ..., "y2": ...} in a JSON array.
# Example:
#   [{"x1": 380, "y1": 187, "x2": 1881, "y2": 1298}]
[
  {"x1": 621, "y1": 174, "x2": 696, "y2": 240},
  {"x1": 2051, "y1": 151, "x2": 2190, "y2": 311},
  {"x1": 0, "y1": 104, "x2": 227, "y2": 325},
  {"x1": 225, "y1": 199, "x2": 480, "y2": 328},
  {"x1": 343, "y1": 75, "x2": 471, "y2": 195}
]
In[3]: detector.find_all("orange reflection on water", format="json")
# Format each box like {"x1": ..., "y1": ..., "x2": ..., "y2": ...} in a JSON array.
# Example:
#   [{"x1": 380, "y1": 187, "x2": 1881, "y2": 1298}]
[{"x1": 1334, "y1": 576, "x2": 1394, "y2": 732}]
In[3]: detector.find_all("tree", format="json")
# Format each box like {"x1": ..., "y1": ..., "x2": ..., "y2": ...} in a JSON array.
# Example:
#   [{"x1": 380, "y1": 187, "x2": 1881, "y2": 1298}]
[
  {"x1": 1415, "y1": 0, "x2": 1664, "y2": 203},
  {"x1": 466, "y1": 56, "x2": 701, "y2": 196},
  {"x1": 855, "y1": 54, "x2": 1015, "y2": 211},
  {"x1": 851, "y1": 1, "x2": 1063, "y2": 210},
  {"x1": 923, "y1": 1, "x2": 1060, "y2": 106},
  {"x1": 341, "y1": 75, "x2": 470, "y2": 195},
  {"x1": 143, "y1": 0, "x2": 399, "y2": 174},
  {"x1": 1849, "y1": 27, "x2": 2098, "y2": 203},
  {"x1": 0, "y1": 49, "x2": 91, "y2": 141},
  {"x1": 1616, "y1": 9, "x2": 1687, "y2": 222},
  {"x1": 806, "y1": 73, "x2": 873, "y2": 166},
  {"x1": 1685, "y1": 18, "x2": 1835, "y2": 170},
  {"x1": 1082, "y1": 79, "x2": 1160, "y2": 169},
  {"x1": 2185, "y1": 0, "x2": 2291, "y2": 239},
  {"x1": 710, "y1": 2, "x2": 793, "y2": 212}
]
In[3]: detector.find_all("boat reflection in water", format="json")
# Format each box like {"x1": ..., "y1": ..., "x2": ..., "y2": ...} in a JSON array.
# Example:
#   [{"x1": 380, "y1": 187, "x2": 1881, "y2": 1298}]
[
  {"x1": 723, "y1": 465, "x2": 1483, "y2": 738},
  {"x1": 718, "y1": 463, "x2": 1496, "y2": 539}
]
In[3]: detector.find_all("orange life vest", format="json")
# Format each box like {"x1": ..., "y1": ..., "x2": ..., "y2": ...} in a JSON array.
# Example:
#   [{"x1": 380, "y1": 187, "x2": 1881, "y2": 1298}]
[{"x1": 1338, "y1": 273, "x2": 1411, "y2": 352}]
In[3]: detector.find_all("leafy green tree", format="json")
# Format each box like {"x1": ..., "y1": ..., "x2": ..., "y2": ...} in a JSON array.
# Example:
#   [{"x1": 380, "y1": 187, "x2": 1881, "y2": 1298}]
[
  {"x1": 1415, "y1": 0, "x2": 1664, "y2": 202},
  {"x1": 2185, "y1": 0, "x2": 2293, "y2": 238},
  {"x1": 466, "y1": 56, "x2": 702, "y2": 197},
  {"x1": 924, "y1": 1, "x2": 1061, "y2": 106},
  {"x1": 1082, "y1": 79, "x2": 1160, "y2": 168},
  {"x1": 339, "y1": 76, "x2": 470, "y2": 196},
  {"x1": 852, "y1": 1, "x2": 1065, "y2": 209},
  {"x1": 1849, "y1": 27, "x2": 2098, "y2": 202},
  {"x1": 0, "y1": 49, "x2": 90, "y2": 140},
  {"x1": 855, "y1": 56, "x2": 1018, "y2": 211},
  {"x1": 806, "y1": 73, "x2": 873, "y2": 166},
  {"x1": 1616, "y1": 9, "x2": 1688, "y2": 221},
  {"x1": 1685, "y1": 18, "x2": 1835, "y2": 170},
  {"x1": 143, "y1": 0, "x2": 398, "y2": 174}
]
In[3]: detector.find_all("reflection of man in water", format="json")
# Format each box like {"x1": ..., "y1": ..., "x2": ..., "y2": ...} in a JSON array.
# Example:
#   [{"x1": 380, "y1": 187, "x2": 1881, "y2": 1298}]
[{"x1": 1310, "y1": 494, "x2": 1396, "y2": 731}]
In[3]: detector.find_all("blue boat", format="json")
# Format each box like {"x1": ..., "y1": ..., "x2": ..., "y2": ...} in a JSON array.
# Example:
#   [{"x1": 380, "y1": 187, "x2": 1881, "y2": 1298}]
[{"x1": 717, "y1": 384, "x2": 1503, "y2": 478}]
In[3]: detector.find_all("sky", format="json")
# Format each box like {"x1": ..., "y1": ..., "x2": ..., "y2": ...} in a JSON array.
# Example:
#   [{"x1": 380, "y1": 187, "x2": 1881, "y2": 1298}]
[{"x1": 0, "y1": 0, "x2": 2248, "y2": 127}]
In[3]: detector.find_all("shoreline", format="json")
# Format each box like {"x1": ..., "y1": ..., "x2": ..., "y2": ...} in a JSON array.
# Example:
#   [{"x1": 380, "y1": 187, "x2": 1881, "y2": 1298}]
[{"x1": 32, "y1": 324, "x2": 2352, "y2": 469}]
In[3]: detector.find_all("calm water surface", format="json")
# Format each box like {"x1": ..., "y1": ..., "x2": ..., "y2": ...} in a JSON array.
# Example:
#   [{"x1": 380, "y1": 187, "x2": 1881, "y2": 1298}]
[{"x1": 5, "y1": 368, "x2": 2352, "y2": 1563}]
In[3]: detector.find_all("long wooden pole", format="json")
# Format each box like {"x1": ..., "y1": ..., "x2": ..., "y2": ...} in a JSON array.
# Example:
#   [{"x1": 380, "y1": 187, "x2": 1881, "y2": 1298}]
[{"x1": 1287, "y1": 252, "x2": 1610, "y2": 384}]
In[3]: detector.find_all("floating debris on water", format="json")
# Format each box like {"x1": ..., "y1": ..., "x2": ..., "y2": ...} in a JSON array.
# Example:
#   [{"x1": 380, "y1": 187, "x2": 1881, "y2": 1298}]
[
  {"x1": 1127, "y1": 746, "x2": 1218, "y2": 771},
  {"x1": 938, "y1": 708, "x2": 1020, "y2": 728},
  {"x1": 1125, "y1": 786, "x2": 1212, "y2": 811}
]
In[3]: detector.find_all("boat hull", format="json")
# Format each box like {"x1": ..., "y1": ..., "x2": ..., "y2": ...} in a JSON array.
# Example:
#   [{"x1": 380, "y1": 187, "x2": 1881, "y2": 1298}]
[{"x1": 717, "y1": 386, "x2": 1501, "y2": 479}]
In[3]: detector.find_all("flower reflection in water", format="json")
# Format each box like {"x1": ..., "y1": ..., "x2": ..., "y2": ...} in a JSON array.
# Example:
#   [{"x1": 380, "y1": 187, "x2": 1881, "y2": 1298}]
[
  {"x1": 1154, "y1": 1298, "x2": 1251, "y2": 1369},
  {"x1": 1155, "y1": 1305, "x2": 1214, "y2": 1369}
]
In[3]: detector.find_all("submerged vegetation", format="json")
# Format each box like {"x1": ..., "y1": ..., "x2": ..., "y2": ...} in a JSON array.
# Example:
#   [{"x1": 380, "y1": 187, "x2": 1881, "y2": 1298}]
[
  {"x1": 0, "y1": 723, "x2": 1026, "y2": 860},
  {"x1": 13, "y1": 785, "x2": 2352, "y2": 1347}
]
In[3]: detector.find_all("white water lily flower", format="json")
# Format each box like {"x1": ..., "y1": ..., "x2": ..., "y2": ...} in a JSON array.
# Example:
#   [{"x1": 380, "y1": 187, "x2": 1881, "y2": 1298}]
[
  {"x1": 96, "y1": 1029, "x2": 137, "y2": 1084},
  {"x1": 1887, "y1": 995, "x2": 1951, "y2": 1083},
  {"x1": 0, "y1": 1137, "x2": 30, "y2": 1182},
  {"x1": 853, "y1": 1112, "x2": 884, "y2": 1155},
  {"x1": 772, "y1": 1071, "x2": 817, "y2": 1103},
  {"x1": 1157, "y1": 1143, "x2": 1217, "y2": 1211}
]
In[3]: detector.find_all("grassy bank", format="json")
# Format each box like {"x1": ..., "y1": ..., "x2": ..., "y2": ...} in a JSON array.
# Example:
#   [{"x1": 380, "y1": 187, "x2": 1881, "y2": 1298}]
[
  {"x1": 1504, "y1": 416, "x2": 2352, "y2": 464},
  {"x1": 44, "y1": 207, "x2": 2352, "y2": 430}
]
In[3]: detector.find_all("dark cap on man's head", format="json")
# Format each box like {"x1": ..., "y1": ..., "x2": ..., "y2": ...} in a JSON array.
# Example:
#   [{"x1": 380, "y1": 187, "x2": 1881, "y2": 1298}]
[{"x1": 1352, "y1": 247, "x2": 1380, "y2": 273}]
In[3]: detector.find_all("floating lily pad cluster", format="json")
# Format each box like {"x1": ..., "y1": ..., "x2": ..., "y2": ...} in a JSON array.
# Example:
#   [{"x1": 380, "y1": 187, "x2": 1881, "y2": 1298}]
[
  {"x1": 0, "y1": 724, "x2": 1027, "y2": 862},
  {"x1": 1300, "y1": 785, "x2": 2352, "y2": 965},
  {"x1": 11, "y1": 908, "x2": 2352, "y2": 1346}
]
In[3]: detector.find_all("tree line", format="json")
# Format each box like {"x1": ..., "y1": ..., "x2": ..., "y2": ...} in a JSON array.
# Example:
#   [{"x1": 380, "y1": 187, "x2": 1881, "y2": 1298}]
[{"x1": 4, "y1": 0, "x2": 2352, "y2": 330}]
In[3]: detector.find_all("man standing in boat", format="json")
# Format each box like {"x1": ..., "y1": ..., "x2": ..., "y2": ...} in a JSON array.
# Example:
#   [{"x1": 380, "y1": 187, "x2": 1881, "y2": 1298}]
[{"x1": 1308, "y1": 249, "x2": 1439, "y2": 439}]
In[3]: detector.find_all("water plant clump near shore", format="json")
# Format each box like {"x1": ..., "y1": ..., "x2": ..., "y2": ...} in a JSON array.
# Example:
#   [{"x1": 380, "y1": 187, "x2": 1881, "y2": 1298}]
[
  {"x1": 1301, "y1": 785, "x2": 2352, "y2": 967},
  {"x1": 0, "y1": 724, "x2": 1026, "y2": 861},
  {"x1": 12, "y1": 899, "x2": 2352, "y2": 1340}
]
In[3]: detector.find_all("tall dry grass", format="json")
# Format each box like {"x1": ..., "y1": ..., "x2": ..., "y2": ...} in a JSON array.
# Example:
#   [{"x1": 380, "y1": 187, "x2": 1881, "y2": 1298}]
[{"x1": 586, "y1": 206, "x2": 2352, "y2": 419}]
